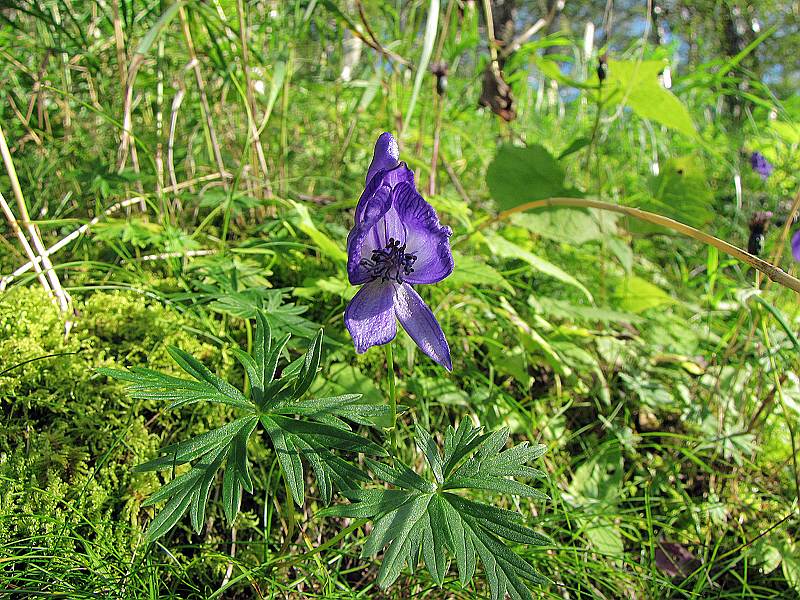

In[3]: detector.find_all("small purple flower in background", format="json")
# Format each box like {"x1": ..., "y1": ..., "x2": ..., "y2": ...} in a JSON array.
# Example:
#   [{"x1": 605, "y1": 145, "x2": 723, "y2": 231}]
[
  {"x1": 750, "y1": 151, "x2": 773, "y2": 180},
  {"x1": 344, "y1": 132, "x2": 454, "y2": 370},
  {"x1": 791, "y1": 230, "x2": 800, "y2": 263}
]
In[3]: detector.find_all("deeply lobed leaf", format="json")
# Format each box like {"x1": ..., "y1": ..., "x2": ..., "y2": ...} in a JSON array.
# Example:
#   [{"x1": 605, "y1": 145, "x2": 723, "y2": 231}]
[{"x1": 327, "y1": 421, "x2": 550, "y2": 597}]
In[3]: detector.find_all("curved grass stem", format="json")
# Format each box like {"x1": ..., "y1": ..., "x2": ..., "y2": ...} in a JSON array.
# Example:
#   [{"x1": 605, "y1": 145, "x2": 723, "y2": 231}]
[{"x1": 478, "y1": 197, "x2": 800, "y2": 295}]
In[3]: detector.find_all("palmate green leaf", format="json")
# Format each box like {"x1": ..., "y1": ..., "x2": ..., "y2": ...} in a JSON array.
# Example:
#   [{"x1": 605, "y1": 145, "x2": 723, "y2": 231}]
[
  {"x1": 271, "y1": 394, "x2": 390, "y2": 427},
  {"x1": 262, "y1": 413, "x2": 388, "y2": 506},
  {"x1": 135, "y1": 416, "x2": 259, "y2": 472},
  {"x1": 321, "y1": 421, "x2": 550, "y2": 597},
  {"x1": 103, "y1": 314, "x2": 385, "y2": 539},
  {"x1": 96, "y1": 367, "x2": 254, "y2": 411}
]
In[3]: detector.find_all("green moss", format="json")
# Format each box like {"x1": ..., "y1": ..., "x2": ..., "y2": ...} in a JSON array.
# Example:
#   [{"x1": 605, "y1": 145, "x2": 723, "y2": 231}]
[{"x1": 0, "y1": 286, "x2": 239, "y2": 588}]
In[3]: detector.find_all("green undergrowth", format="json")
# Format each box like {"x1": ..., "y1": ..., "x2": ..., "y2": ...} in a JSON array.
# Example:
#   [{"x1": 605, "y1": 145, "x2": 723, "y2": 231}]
[{"x1": 0, "y1": 287, "x2": 254, "y2": 595}]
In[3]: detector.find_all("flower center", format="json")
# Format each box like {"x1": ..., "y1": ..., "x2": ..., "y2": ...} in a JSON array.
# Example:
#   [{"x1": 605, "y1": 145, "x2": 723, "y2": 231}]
[{"x1": 360, "y1": 238, "x2": 417, "y2": 283}]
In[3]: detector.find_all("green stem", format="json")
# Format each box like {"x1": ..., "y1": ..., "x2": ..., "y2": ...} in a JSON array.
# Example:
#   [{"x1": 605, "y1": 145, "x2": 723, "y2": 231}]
[
  {"x1": 385, "y1": 343, "x2": 397, "y2": 454},
  {"x1": 243, "y1": 318, "x2": 253, "y2": 397},
  {"x1": 279, "y1": 474, "x2": 296, "y2": 556},
  {"x1": 467, "y1": 196, "x2": 800, "y2": 296}
]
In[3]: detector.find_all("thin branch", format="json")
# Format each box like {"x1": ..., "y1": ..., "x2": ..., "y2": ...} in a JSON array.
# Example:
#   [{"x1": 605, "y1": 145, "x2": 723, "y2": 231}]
[
  {"x1": 0, "y1": 191, "x2": 51, "y2": 295},
  {"x1": 499, "y1": 18, "x2": 547, "y2": 59},
  {"x1": 0, "y1": 197, "x2": 144, "y2": 290},
  {"x1": 1, "y1": 173, "x2": 227, "y2": 289},
  {"x1": 344, "y1": 2, "x2": 410, "y2": 68},
  {"x1": 470, "y1": 196, "x2": 800, "y2": 295},
  {"x1": 480, "y1": 0, "x2": 501, "y2": 77},
  {"x1": 0, "y1": 123, "x2": 70, "y2": 313},
  {"x1": 764, "y1": 185, "x2": 800, "y2": 291}
]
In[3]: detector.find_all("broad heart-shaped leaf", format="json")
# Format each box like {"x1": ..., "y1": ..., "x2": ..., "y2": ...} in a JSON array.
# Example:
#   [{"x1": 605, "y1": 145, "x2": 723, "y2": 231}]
[
  {"x1": 486, "y1": 143, "x2": 583, "y2": 212},
  {"x1": 601, "y1": 59, "x2": 698, "y2": 140},
  {"x1": 319, "y1": 420, "x2": 550, "y2": 599},
  {"x1": 102, "y1": 315, "x2": 389, "y2": 541}
]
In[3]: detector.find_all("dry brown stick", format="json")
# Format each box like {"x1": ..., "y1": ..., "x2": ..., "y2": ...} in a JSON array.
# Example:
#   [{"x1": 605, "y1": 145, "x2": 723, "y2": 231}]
[
  {"x1": 1, "y1": 173, "x2": 227, "y2": 288},
  {"x1": 7, "y1": 94, "x2": 42, "y2": 146},
  {"x1": 471, "y1": 197, "x2": 800, "y2": 295},
  {"x1": 441, "y1": 155, "x2": 470, "y2": 205},
  {"x1": 0, "y1": 123, "x2": 70, "y2": 313},
  {"x1": 168, "y1": 70, "x2": 189, "y2": 192},
  {"x1": 167, "y1": 89, "x2": 184, "y2": 194},
  {"x1": 25, "y1": 51, "x2": 51, "y2": 127},
  {"x1": 0, "y1": 191, "x2": 51, "y2": 295},
  {"x1": 0, "y1": 196, "x2": 147, "y2": 289},
  {"x1": 480, "y1": 0, "x2": 501, "y2": 77},
  {"x1": 355, "y1": 0, "x2": 383, "y2": 51},
  {"x1": 155, "y1": 37, "x2": 165, "y2": 198},
  {"x1": 117, "y1": 58, "x2": 142, "y2": 180},
  {"x1": 498, "y1": 0, "x2": 562, "y2": 60},
  {"x1": 179, "y1": 6, "x2": 228, "y2": 187},
  {"x1": 763, "y1": 185, "x2": 800, "y2": 291},
  {"x1": 344, "y1": 2, "x2": 410, "y2": 68},
  {"x1": 111, "y1": 0, "x2": 129, "y2": 90},
  {"x1": 499, "y1": 18, "x2": 548, "y2": 59}
]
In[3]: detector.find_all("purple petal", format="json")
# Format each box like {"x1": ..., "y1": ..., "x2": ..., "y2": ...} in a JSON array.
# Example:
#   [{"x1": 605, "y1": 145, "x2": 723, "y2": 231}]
[
  {"x1": 344, "y1": 280, "x2": 398, "y2": 353},
  {"x1": 750, "y1": 151, "x2": 773, "y2": 180},
  {"x1": 392, "y1": 182, "x2": 454, "y2": 285},
  {"x1": 366, "y1": 132, "x2": 399, "y2": 185},
  {"x1": 394, "y1": 283, "x2": 452, "y2": 370},
  {"x1": 354, "y1": 162, "x2": 415, "y2": 224},
  {"x1": 792, "y1": 230, "x2": 800, "y2": 263},
  {"x1": 347, "y1": 185, "x2": 393, "y2": 284}
]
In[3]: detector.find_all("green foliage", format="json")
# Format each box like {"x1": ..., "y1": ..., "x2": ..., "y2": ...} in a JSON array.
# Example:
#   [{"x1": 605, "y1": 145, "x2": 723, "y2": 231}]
[
  {"x1": 601, "y1": 59, "x2": 698, "y2": 139},
  {"x1": 321, "y1": 421, "x2": 549, "y2": 599},
  {"x1": 635, "y1": 155, "x2": 716, "y2": 229},
  {"x1": 2, "y1": 0, "x2": 799, "y2": 597},
  {"x1": 483, "y1": 231, "x2": 593, "y2": 301},
  {"x1": 101, "y1": 313, "x2": 388, "y2": 541},
  {"x1": 0, "y1": 287, "x2": 231, "y2": 592},
  {"x1": 486, "y1": 144, "x2": 582, "y2": 212}
]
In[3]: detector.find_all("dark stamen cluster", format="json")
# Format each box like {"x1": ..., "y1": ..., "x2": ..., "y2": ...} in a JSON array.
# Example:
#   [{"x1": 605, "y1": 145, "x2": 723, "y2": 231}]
[{"x1": 360, "y1": 238, "x2": 417, "y2": 283}]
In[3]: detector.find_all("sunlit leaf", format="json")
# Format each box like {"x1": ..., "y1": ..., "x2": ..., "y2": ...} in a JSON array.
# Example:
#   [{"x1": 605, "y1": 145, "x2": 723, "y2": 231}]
[{"x1": 320, "y1": 421, "x2": 550, "y2": 598}]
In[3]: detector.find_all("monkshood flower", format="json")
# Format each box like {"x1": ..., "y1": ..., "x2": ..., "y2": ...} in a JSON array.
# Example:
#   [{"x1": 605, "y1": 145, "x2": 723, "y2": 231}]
[
  {"x1": 750, "y1": 151, "x2": 773, "y2": 180},
  {"x1": 791, "y1": 230, "x2": 800, "y2": 263},
  {"x1": 344, "y1": 132, "x2": 454, "y2": 370}
]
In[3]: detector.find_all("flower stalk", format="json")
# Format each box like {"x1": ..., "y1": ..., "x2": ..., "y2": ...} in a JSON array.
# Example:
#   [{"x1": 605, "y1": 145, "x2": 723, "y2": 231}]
[{"x1": 385, "y1": 343, "x2": 397, "y2": 454}]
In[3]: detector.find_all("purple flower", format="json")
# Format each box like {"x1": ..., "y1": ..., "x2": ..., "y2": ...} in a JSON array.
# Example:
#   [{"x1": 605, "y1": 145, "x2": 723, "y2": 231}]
[
  {"x1": 750, "y1": 151, "x2": 773, "y2": 180},
  {"x1": 792, "y1": 230, "x2": 800, "y2": 263},
  {"x1": 344, "y1": 133, "x2": 454, "y2": 370}
]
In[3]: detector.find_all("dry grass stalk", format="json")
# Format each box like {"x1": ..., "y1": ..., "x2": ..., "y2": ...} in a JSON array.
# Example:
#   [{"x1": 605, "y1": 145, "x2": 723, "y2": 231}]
[{"x1": 0, "y1": 123, "x2": 70, "y2": 314}]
